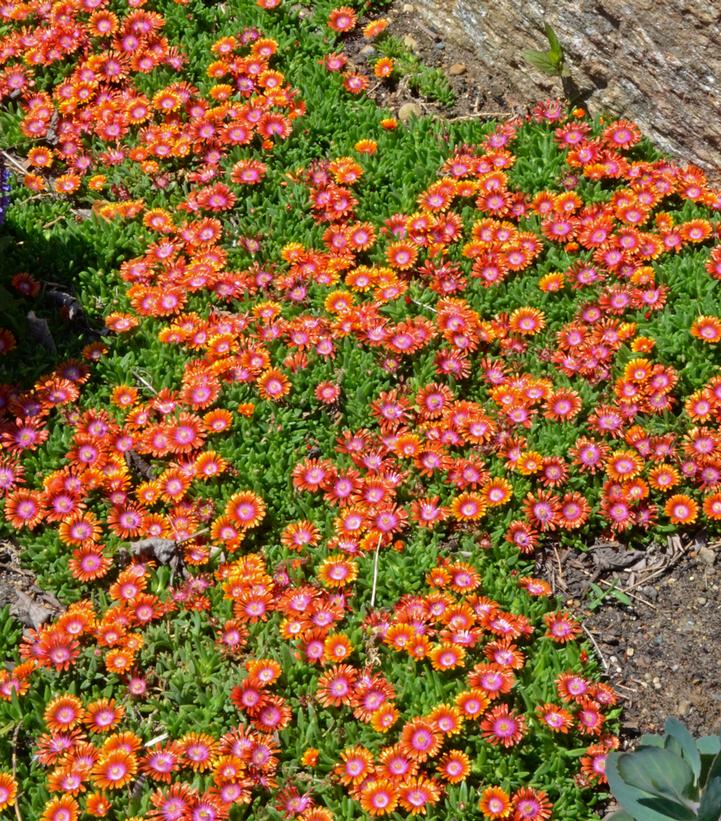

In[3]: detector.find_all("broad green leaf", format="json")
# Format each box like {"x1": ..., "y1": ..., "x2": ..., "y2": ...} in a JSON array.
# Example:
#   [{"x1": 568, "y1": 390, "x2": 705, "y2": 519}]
[
  {"x1": 619, "y1": 747, "x2": 696, "y2": 803},
  {"x1": 664, "y1": 718, "x2": 701, "y2": 781},
  {"x1": 522, "y1": 49, "x2": 560, "y2": 76},
  {"x1": 698, "y1": 736, "x2": 721, "y2": 758},
  {"x1": 698, "y1": 776, "x2": 721, "y2": 821},
  {"x1": 608, "y1": 812, "x2": 635, "y2": 821},
  {"x1": 607, "y1": 752, "x2": 689, "y2": 821},
  {"x1": 637, "y1": 795, "x2": 698, "y2": 820},
  {"x1": 639, "y1": 734, "x2": 666, "y2": 749}
]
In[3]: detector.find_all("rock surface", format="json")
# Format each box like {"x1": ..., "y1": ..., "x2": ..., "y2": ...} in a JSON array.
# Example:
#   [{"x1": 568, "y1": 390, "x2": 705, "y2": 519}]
[{"x1": 408, "y1": 0, "x2": 721, "y2": 175}]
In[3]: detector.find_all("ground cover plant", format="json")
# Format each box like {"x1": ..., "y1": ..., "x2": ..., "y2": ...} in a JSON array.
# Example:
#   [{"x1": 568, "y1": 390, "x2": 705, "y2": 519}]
[{"x1": 0, "y1": 0, "x2": 720, "y2": 819}]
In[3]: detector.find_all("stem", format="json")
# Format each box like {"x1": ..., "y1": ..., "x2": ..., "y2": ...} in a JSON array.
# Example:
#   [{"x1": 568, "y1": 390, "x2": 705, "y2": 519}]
[{"x1": 11, "y1": 724, "x2": 22, "y2": 821}]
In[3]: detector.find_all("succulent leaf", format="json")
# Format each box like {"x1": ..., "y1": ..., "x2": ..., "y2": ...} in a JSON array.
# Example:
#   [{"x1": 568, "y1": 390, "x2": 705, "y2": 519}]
[
  {"x1": 697, "y1": 776, "x2": 721, "y2": 821},
  {"x1": 664, "y1": 718, "x2": 702, "y2": 782},
  {"x1": 620, "y1": 747, "x2": 696, "y2": 803},
  {"x1": 607, "y1": 752, "x2": 687, "y2": 821}
]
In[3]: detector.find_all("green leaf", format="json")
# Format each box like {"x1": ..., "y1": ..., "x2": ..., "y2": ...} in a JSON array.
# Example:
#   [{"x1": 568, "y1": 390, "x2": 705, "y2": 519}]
[
  {"x1": 618, "y1": 747, "x2": 696, "y2": 803},
  {"x1": 705, "y1": 749, "x2": 721, "y2": 791},
  {"x1": 637, "y1": 795, "x2": 698, "y2": 820},
  {"x1": 664, "y1": 718, "x2": 701, "y2": 782},
  {"x1": 698, "y1": 776, "x2": 721, "y2": 821},
  {"x1": 608, "y1": 812, "x2": 635, "y2": 821},
  {"x1": 544, "y1": 22, "x2": 563, "y2": 61},
  {"x1": 522, "y1": 49, "x2": 559, "y2": 76},
  {"x1": 698, "y1": 736, "x2": 721, "y2": 758},
  {"x1": 607, "y1": 752, "x2": 693, "y2": 821},
  {"x1": 638, "y1": 734, "x2": 666, "y2": 749}
]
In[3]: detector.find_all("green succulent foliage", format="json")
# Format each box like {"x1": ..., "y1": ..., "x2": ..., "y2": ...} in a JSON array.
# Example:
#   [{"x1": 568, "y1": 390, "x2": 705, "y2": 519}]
[
  {"x1": 523, "y1": 22, "x2": 568, "y2": 78},
  {"x1": 606, "y1": 718, "x2": 721, "y2": 820}
]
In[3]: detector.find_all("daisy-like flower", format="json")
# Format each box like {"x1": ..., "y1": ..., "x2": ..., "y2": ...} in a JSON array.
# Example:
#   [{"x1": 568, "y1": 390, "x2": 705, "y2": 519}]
[
  {"x1": 536, "y1": 702, "x2": 574, "y2": 733},
  {"x1": 327, "y1": 6, "x2": 357, "y2": 32},
  {"x1": 44, "y1": 694, "x2": 85, "y2": 733},
  {"x1": 317, "y1": 555, "x2": 358, "y2": 588},
  {"x1": 511, "y1": 787, "x2": 553, "y2": 820},
  {"x1": 84, "y1": 699, "x2": 124, "y2": 733},
  {"x1": 479, "y1": 786, "x2": 512, "y2": 819},
  {"x1": 224, "y1": 491, "x2": 266, "y2": 529},
  {"x1": 91, "y1": 750, "x2": 137, "y2": 790},
  {"x1": 480, "y1": 704, "x2": 526, "y2": 748},
  {"x1": 40, "y1": 795, "x2": 80, "y2": 821},
  {"x1": 360, "y1": 779, "x2": 399, "y2": 816},
  {"x1": 504, "y1": 521, "x2": 539, "y2": 554},
  {"x1": 334, "y1": 745, "x2": 375, "y2": 786},
  {"x1": 664, "y1": 493, "x2": 699, "y2": 524},
  {"x1": 450, "y1": 492, "x2": 486, "y2": 521},
  {"x1": 399, "y1": 718, "x2": 443, "y2": 762},
  {"x1": 429, "y1": 642, "x2": 466, "y2": 671},
  {"x1": 509, "y1": 306, "x2": 545, "y2": 335},
  {"x1": 576, "y1": 698, "x2": 606, "y2": 736},
  {"x1": 436, "y1": 750, "x2": 470, "y2": 783},
  {"x1": 397, "y1": 775, "x2": 442, "y2": 815},
  {"x1": 703, "y1": 491, "x2": 721, "y2": 520},
  {"x1": 691, "y1": 315, "x2": 721, "y2": 344},
  {"x1": 0, "y1": 773, "x2": 17, "y2": 812},
  {"x1": 543, "y1": 611, "x2": 581, "y2": 643},
  {"x1": 523, "y1": 490, "x2": 560, "y2": 531}
]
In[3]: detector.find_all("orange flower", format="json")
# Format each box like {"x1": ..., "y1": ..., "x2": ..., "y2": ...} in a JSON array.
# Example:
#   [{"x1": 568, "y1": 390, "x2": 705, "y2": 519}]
[
  {"x1": 399, "y1": 718, "x2": 442, "y2": 762},
  {"x1": 355, "y1": 139, "x2": 378, "y2": 154},
  {"x1": 450, "y1": 492, "x2": 486, "y2": 521},
  {"x1": 437, "y1": 749, "x2": 470, "y2": 783},
  {"x1": 691, "y1": 315, "x2": 721, "y2": 344},
  {"x1": 374, "y1": 58, "x2": 394, "y2": 79},
  {"x1": 327, "y1": 6, "x2": 357, "y2": 32},
  {"x1": 317, "y1": 555, "x2": 358, "y2": 588},
  {"x1": 41, "y1": 795, "x2": 79, "y2": 821},
  {"x1": 664, "y1": 493, "x2": 698, "y2": 524},
  {"x1": 91, "y1": 750, "x2": 137, "y2": 790},
  {"x1": 44, "y1": 694, "x2": 85, "y2": 733},
  {"x1": 479, "y1": 786, "x2": 511, "y2": 819},
  {"x1": 257, "y1": 368, "x2": 291, "y2": 400},
  {"x1": 429, "y1": 642, "x2": 466, "y2": 671},
  {"x1": 323, "y1": 632, "x2": 353, "y2": 664},
  {"x1": 360, "y1": 779, "x2": 398, "y2": 816},
  {"x1": 0, "y1": 773, "x2": 17, "y2": 812},
  {"x1": 509, "y1": 307, "x2": 545, "y2": 335},
  {"x1": 363, "y1": 18, "x2": 389, "y2": 38},
  {"x1": 335, "y1": 745, "x2": 375, "y2": 786}
]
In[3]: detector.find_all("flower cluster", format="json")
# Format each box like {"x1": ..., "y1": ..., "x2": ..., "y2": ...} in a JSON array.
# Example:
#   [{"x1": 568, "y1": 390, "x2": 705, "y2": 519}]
[{"x1": 2, "y1": 0, "x2": 721, "y2": 819}]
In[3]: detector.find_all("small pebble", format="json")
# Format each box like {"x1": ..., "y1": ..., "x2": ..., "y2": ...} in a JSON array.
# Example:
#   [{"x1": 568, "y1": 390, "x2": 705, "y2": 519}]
[
  {"x1": 448, "y1": 62, "x2": 467, "y2": 75},
  {"x1": 698, "y1": 546, "x2": 716, "y2": 566},
  {"x1": 625, "y1": 647, "x2": 634, "y2": 657},
  {"x1": 402, "y1": 33, "x2": 419, "y2": 52},
  {"x1": 359, "y1": 45, "x2": 375, "y2": 57},
  {"x1": 402, "y1": 2, "x2": 414, "y2": 11},
  {"x1": 398, "y1": 102, "x2": 422, "y2": 122}
]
